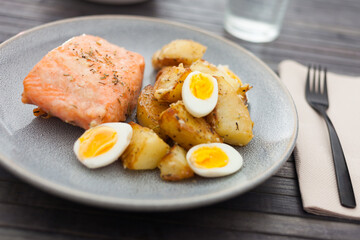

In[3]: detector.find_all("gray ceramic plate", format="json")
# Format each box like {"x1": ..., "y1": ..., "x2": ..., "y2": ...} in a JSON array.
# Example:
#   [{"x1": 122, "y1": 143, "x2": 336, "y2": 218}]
[{"x1": 0, "y1": 15, "x2": 298, "y2": 211}]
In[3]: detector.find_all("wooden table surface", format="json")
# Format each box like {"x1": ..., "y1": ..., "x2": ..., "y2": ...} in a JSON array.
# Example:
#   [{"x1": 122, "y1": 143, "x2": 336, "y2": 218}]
[{"x1": 1, "y1": 0, "x2": 359, "y2": 239}]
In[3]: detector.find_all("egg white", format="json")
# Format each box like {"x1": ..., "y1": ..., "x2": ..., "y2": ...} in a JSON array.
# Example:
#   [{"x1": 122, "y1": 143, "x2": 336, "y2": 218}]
[
  {"x1": 182, "y1": 71, "x2": 218, "y2": 118},
  {"x1": 186, "y1": 143, "x2": 243, "y2": 177},
  {"x1": 73, "y1": 122, "x2": 132, "y2": 169}
]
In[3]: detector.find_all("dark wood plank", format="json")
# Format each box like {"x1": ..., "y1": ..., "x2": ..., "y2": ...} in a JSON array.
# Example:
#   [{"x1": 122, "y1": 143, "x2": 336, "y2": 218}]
[
  {"x1": 221, "y1": 192, "x2": 360, "y2": 224},
  {"x1": 0, "y1": 167, "x2": 19, "y2": 182},
  {"x1": 146, "y1": 224, "x2": 309, "y2": 240},
  {"x1": 1, "y1": 175, "x2": 359, "y2": 227},
  {"x1": 0, "y1": 203, "x2": 359, "y2": 240},
  {"x1": 254, "y1": 176, "x2": 300, "y2": 197},
  {"x1": 222, "y1": 192, "x2": 304, "y2": 217},
  {"x1": 0, "y1": 227, "x2": 103, "y2": 240},
  {"x1": 153, "y1": 209, "x2": 360, "y2": 240},
  {"x1": 0, "y1": 225, "x2": 309, "y2": 240},
  {"x1": 0, "y1": 174, "x2": 300, "y2": 210},
  {"x1": 274, "y1": 161, "x2": 297, "y2": 179}
]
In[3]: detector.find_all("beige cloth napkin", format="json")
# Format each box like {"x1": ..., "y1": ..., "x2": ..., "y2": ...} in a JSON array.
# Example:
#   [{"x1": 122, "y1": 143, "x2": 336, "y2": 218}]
[{"x1": 278, "y1": 60, "x2": 360, "y2": 220}]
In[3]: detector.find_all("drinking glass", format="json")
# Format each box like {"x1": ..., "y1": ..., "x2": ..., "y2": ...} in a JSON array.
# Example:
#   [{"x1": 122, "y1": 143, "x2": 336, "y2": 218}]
[{"x1": 224, "y1": 0, "x2": 289, "y2": 43}]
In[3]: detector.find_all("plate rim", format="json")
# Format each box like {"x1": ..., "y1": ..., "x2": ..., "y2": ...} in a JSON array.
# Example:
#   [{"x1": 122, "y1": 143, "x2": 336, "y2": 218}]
[{"x1": 0, "y1": 15, "x2": 298, "y2": 211}]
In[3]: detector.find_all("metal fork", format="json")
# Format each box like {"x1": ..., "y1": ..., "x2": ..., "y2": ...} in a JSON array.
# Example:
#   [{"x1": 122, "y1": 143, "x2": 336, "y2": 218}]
[{"x1": 305, "y1": 65, "x2": 356, "y2": 208}]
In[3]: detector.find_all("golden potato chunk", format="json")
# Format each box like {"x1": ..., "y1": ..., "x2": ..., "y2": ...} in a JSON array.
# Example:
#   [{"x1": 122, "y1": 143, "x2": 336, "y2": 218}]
[
  {"x1": 207, "y1": 77, "x2": 254, "y2": 146},
  {"x1": 217, "y1": 64, "x2": 252, "y2": 103},
  {"x1": 158, "y1": 144, "x2": 194, "y2": 181},
  {"x1": 154, "y1": 64, "x2": 191, "y2": 103},
  {"x1": 136, "y1": 85, "x2": 169, "y2": 139},
  {"x1": 159, "y1": 101, "x2": 222, "y2": 150},
  {"x1": 190, "y1": 60, "x2": 240, "y2": 90},
  {"x1": 152, "y1": 39, "x2": 207, "y2": 70},
  {"x1": 189, "y1": 59, "x2": 218, "y2": 75},
  {"x1": 121, "y1": 122, "x2": 170, "y2": 170}
]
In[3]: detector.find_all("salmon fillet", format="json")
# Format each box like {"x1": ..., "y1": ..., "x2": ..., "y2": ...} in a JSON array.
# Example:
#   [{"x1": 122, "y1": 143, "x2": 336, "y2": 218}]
[{"x1": 22, "y1": 34, "x2": 145, "y2": 129}]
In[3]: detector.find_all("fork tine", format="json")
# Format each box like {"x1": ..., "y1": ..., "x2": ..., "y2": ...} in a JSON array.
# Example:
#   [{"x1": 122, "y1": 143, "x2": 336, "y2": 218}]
[
  {"x1": 312, "y1": 65, "x2": 317, "y2": 93},
  {"x1": 318, "y1": 65, "x2": 322, "y2": 93},
  {"x1": 305, "y1": 65, "x2": 311, "y2": 98},
  {"x1": 323, "y1": 67, "x2": 328, "y2": 101}
]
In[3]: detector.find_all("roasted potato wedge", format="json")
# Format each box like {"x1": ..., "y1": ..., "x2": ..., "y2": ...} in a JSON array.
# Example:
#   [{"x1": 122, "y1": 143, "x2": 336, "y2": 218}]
[
  {"x1": 207, "y1": 77, "x2": 254, "y2": 146},
  {"x1": 190, "y1": 60, "x2": 241, "y2": 90},
  {"x1": 158, "y1": 144, "x2": 194, "y2": 181},
  {"x1": 189, "y1": 59, "x2": 219, "y2": 75},
  {"x1": 217, "y1": 64, "x2": 252, "y2": 102},
  {"x1": 153, "y1": 64, "x2": 191, "y2": 103},
  {"x1": 121, "y1": 122, "x2": 170, "y2": 170},
  {"x1": 152, "y1": 40, "x2": 207, "y2": 70},
  {"x1": 159, "y1": 101, "x2": 222, "y2": 150},
  {"x1": 137, "y1": 85, "x2": 169, "y2": 139},
  {"x1": 190, "y1": 60, "x2": 251, "y2": 102}
]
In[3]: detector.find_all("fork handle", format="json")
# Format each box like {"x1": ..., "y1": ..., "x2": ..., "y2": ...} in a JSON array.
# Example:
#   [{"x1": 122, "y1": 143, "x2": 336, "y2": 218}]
[{"x1": 320, "y1": 110, "x2": 356, "y2": 208}]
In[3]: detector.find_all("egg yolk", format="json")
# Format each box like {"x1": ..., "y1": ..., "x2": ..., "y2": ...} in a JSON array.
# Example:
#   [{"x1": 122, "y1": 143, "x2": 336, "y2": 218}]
[
  {"x1": 191, "y1": 146, "x2": 229, "y2": 169},
  {"x1": 78, "y1": 126, "x2": 118, "y2": 160},
  {"x1": 189, "y1": 73, "x2": 214, "y2": 100}
]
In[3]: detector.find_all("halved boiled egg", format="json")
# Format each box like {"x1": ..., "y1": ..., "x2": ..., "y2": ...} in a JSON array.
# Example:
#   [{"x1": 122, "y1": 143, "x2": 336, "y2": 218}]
[
  {"x1": 182, "y1": 71, "x2": 218, "y2": 118},
  {"x1": 186, "y1": 143, "x2": 243, "y2": 177},
  {"x1": 73, "y1": 122, "x2": 132, "y2": 169}
]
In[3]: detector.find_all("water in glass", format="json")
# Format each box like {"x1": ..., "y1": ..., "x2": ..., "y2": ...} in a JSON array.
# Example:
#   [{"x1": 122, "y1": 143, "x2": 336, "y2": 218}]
[{"x1": 224, "y1": 0, "x2": 288, "y2": 43}]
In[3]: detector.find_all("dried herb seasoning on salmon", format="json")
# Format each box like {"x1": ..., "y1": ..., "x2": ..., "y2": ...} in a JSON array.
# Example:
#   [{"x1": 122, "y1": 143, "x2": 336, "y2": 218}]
[{"x1": 21, "y1": 34, "x2": 145, "y2": 129}]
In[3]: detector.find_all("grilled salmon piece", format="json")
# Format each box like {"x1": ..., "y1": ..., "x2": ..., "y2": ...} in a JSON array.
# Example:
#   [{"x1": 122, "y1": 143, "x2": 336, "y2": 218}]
[{"x1": 22, "y1": 34, "x2": 145, "y2": 129}]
